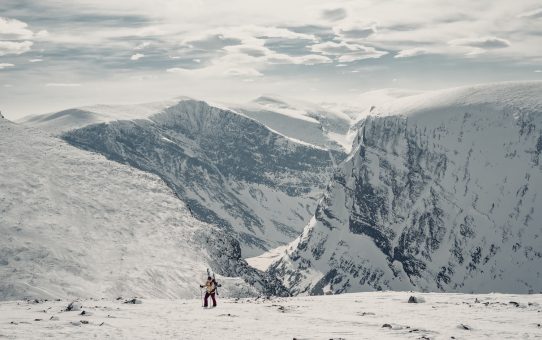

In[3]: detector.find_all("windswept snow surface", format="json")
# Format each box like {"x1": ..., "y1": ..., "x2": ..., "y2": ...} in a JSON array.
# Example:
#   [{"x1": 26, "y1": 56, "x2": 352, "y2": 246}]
[
  {"x1": 0, "y1": 118, "x2": 262, "y2": 300},
  {"x1": 272, "y1": 81, "x2": 542, "y2": 295},
  {"x1": 1, "y1": 292, "x2": 541, "y2": 339}
]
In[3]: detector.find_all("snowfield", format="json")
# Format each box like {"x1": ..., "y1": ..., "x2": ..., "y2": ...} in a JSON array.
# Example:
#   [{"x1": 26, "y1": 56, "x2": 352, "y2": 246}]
[{"x1": 1, "y1": 292, "x2": 541, "y2": 339}]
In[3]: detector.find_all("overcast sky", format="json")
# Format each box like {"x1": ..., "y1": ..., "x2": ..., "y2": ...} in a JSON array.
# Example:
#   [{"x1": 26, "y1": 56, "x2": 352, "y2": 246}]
[{"x1": 1, "y1": 0, "x2": 541, "y2": 119}]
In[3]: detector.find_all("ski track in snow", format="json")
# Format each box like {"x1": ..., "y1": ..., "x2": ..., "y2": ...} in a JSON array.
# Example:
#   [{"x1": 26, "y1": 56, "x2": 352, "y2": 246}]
[{"x1": 1, "y1": 292, "x2": 541, "y2": 339}]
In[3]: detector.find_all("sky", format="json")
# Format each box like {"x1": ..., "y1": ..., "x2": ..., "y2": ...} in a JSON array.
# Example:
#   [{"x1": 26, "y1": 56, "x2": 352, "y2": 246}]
[{"x1": 0, "y1": 0, "x2": 541, "y2": 119}]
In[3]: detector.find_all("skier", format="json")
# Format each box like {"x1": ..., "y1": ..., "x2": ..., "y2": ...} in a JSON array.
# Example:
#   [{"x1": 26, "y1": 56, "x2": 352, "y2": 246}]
[{"x1": 200, "y1": 276, "x2": 217, "y2": 308}]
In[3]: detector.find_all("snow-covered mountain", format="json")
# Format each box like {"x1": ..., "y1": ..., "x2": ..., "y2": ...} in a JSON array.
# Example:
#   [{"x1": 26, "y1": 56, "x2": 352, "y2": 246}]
[
  {"x1": 16, "y1": 100, "x2": 180, "y2": 134},
  {"x1": 57, "y1": 100, "x2": 346, "y2": 257},
  {"x1": 232, "y1": 95, "x2": 357, "y2": 152},
  {"x1": 270, "y1": 82, "x2": 542, "y2": 295},
  {"x1": 0, "y1": 117, "x2": 285, "y2": 300}
]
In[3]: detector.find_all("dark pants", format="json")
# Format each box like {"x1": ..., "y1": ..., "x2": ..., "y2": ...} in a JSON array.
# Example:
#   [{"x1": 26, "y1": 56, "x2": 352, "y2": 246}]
[{"x1": 204, "y1": 292, "x2": 216, "y2": 307}]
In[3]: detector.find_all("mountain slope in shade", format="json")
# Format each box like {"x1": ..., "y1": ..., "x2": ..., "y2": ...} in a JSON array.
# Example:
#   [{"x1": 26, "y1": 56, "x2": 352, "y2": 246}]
[
  {"x1": 270, "y1": 82, "x2": 542, "y2": 295},
  {"x1": 0, "y1": 117, "x2": 285, "y2": 300},
  {"x1": 61, "y1": 100, "x2": 346, "y2": 257}
]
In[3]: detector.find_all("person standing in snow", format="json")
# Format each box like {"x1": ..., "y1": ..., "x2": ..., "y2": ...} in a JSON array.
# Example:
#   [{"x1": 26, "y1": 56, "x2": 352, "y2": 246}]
[{"x1": 200, "y1": 276, "x2": 217, "y2": 307}]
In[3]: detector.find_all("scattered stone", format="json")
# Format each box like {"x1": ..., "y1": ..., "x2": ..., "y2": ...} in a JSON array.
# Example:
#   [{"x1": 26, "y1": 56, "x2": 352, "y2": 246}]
[
  {"x1": 70, "y1": 321, "x2": 81, "y2": 326},
  {"x1": 34, "y1": 319, "x2": 42, "y2": 321},
  {"x1": 116, "y1": 297, "x2": 122, "y2": 300},
  {"x1": 80, "y1": 320, "x2": 89, "y2": 325},
  {"x1": 49, "y1": 316, "x2": 59, "y2": 321},
  {"x1": 360, "y1": 312, "x2": 375, "y2": 316},
  {"x1": 509, "y1": 301, "x2": 520, "y2": 307},
  {"x1": 408, "y1": 296, "x2": 425, "y2": 303},
  {"x1": 124, "y1": 298, "x2": 142, "y2": 304},
  {"x1": 10, "y1": 321, "x2": 18, "y2": 325},
  {"x1": 458, "y1": 324, "x2": 471, "y2": 330},
  {"x1": 99, "y1": 322, "x2": 105, "y2": 326},
  {"x1": 80, "y1": 310, "x2": 93, "y2": 316},
  {"x1": 382, "y1": 323, "x2": 392, "y2": 328},
  {"x1": 475, "y1": 298, "x2": 480, "y2": 303},
  {"x1": 66, "y1": 301, "x2": 82, "y2": 311}
]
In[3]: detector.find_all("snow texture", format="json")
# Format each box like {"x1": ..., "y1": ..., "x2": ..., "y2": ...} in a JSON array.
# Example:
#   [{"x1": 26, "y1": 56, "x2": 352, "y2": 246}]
[{"x1": 1, "y1": 292, "x2": 541, "y2": 339}]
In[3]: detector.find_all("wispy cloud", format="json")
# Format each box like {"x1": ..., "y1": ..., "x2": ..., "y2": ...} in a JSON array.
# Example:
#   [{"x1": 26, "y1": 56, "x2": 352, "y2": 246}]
[
  {"x1": 45, "y1": 83, "x2": 82, "y2": 87},
  {"x1": 0, "y1": 63, "x2": 15, "y2": 69},
  {"x1": 0, "y1": 41, "x2": 33, "y2": 56},
  {"x1": 130, "y1": 53, "x2": 144, "y2": 60},
  {"x1": 311, "y1": 41, "x2": 387, "y2": 62},
  {"x1": 0, "y1": 17, "x2": 34, "y2": 39},
  {"x1": 321, "y1": 8, "x2": 347, "y2": 22},
  {"x1": 518, "y1": 7, "x2": 542, "y2": 19},
  {"x1": 395, "y1": 48, "x2": 430, "y2": 58},
  {"x1": 449, "y1": 36, "x2": 511, "y2": 49}
]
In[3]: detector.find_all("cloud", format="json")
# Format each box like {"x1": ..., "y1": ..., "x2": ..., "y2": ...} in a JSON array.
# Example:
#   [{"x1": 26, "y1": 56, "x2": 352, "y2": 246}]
[
  {"x1": 535, "y1": 70, "x2": 542, "y2": 73},
  {"x1": 321, "y1": 8, "x2": 347, "y2": 22},
  {"x1": 266, "y1": 53, "x2": 332, "y2": 65},
  {"x1": 449, "y1": 36, "x2": 511, "y2": 49},
  {"x1": 0, "y1": 17, "x2": 34, "y2": 39},
  {"x1": 394, "y1": 47, "x2": 430, "y2": 58},
  {"x1": 223, "y1": 68, "x2": 263, "y2": 77},
  {"x1": 130, "y1": 53, "x2": 144, "y2": 60},
  {"x1": 181, "y1": 34, "x2": 243, "y2": 51},
  {"x1": 134, "y1": 41, "x2": 151, "y2": 50},
  {"x1": 334, "y1": 24, "x2": 377, "y2": 40},
  {"x1": 518, "y1": 8, "x2": 542, "y2": 19},
  {"x1": 0, "y1": 63, "x2": 15, "y2": 69},
  {"x1": 311, "y1": 41, "x2": 387, "y2": 62},
  {"x1": 0, "y1": 40, "x2": 33, "y2": 56},
  {"x1": 29, "y1": 58, "x2": 43, "y2": 62},
  {"x1": 45, "y1": 83, "x2": 81, "y2": 87}
]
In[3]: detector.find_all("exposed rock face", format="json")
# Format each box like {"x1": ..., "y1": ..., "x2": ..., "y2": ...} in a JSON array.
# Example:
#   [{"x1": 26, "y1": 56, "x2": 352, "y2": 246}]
[
  {"x1": 63, "y1": 100, "x2": 345, "y2": 257},
  {"x1": 270, "y1": 82, "x2": 542, "y2": 295}
]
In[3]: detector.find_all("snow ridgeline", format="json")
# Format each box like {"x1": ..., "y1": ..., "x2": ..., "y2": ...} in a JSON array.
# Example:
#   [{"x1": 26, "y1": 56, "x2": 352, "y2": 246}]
[
  {"x1": 0, "y1": 119, "x2": 285, "y2": 301},
  {"x1": 271, "y1": 82, "x2": 542, "y2": 295},
  {"x1": 1, "y1": 292, "x2": 541, "y2": 339}
]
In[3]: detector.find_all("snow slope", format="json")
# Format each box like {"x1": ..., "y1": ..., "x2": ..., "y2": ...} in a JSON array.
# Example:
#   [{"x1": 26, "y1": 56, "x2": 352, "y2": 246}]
[
  {"x1": 17, "y1": 99, "x2": 179, "y2": 134},
  {"x1": 1, "y1": 292, "x2": 541, "y2": 339},
  {"x1": 233, "y1": 95, "x2": 357, "y2": 152},
  {"x1": 271, "y1": 82, "x2": 542, "y2": 295},
  {"x1": 0, "y1": 117, "x2": 283, "y2": 301}
]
